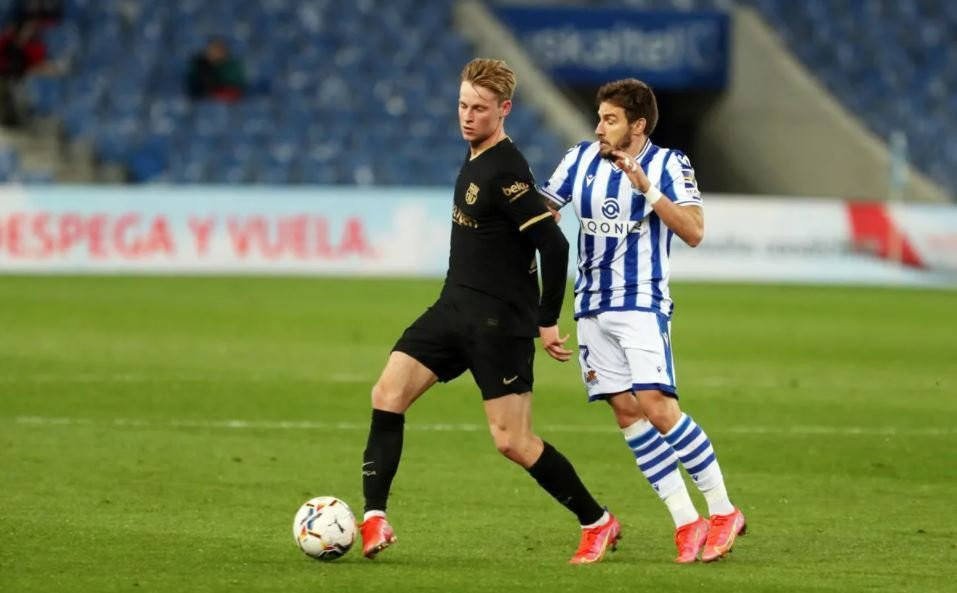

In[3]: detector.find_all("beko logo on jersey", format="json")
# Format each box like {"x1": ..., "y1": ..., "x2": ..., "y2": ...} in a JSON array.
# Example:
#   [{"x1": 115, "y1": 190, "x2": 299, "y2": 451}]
[
  {"x1": 502, "y1": 181, "x2": 530, "y2": 201},
  {"x1": 580, "y1": 218, "x2": 642, "y2": 237}
]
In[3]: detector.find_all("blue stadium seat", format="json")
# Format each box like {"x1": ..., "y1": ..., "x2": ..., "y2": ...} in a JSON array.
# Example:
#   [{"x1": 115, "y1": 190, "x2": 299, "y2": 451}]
[
  {"x1": 23, "y1": 77, "x2": 63, "y2": 116},
  {"x1": 739, "y1": 0, "x2": 957, "y2": 196},
  {"x1": 0, "y1": 148, "x2": 20, "y2": 178},
  {"x1": 126, "y1": 141, "x2": 168, "y2": 183},
  {"x1": 24, "y1": 0, "x2": 749, "y2": 187},
  {"x1": 573, "y1": 0, "x2": 956, "y2": 197}
]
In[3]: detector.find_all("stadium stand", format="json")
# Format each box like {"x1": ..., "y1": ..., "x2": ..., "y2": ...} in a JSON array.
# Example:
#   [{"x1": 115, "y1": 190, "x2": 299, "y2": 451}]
[
  {"x1": 745, "y1": 0, "x2": 957, "y2": 198},
  {"x1": 5, "y1": 0, "x2": 954, "y2": 197},
  {"x1": 16, "y1": 0, "x2": 564, "y2": 185},
  {"x1": 0, "y1": 135, "x2": 55, "y2": 182},
  {"x1": 585, "y1": 0, "x2": 956, "y2": 199}
]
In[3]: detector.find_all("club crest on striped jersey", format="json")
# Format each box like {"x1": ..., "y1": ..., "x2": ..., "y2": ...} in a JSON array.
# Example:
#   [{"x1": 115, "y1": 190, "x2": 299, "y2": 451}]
[
  {"x1": 465, "y1": 182, "x2": 480, "y2": 205},
  {"x1": 601, "y1": 198, "x2": 620, "y2": 218}
]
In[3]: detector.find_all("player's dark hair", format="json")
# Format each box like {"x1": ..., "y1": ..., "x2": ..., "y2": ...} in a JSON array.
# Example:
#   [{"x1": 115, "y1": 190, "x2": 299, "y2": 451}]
[{"x1": 596, "y1": 79, "x2": 658, "y2": 136}]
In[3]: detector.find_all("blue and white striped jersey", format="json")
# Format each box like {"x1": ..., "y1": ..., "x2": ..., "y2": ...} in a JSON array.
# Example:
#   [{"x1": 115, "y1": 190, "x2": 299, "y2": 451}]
[{"x1": 540, "y1": 139, "x2": 702, "y2": 319}]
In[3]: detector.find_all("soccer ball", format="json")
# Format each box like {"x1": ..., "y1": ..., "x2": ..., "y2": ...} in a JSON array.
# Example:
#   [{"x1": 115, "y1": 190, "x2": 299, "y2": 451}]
[{"x1": 292, "y1": 496, "x2": 357, "y2": 560}]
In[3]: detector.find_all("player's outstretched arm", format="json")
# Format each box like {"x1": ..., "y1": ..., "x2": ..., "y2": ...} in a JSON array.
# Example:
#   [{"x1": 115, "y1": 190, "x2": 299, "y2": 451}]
[{"x1": 611, "y1": 150, "x2": 704, "y2": 247}]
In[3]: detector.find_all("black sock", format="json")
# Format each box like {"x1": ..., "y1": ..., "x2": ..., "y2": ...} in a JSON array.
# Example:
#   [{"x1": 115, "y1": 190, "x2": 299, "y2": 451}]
[
  {"x1": 526, "y1": 441, "x2": 605, "y2": 525},
  {"x1": 362, "y1": 409, "x2": 405, "y2": 514}
]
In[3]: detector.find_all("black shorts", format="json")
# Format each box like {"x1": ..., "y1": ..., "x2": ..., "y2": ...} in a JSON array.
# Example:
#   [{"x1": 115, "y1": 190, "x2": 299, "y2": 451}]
[{"x1": 393, "y1": 299, "x2": 535, "y2": 400}]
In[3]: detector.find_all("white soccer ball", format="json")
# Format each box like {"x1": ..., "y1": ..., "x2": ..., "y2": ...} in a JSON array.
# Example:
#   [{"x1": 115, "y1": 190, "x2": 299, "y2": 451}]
[{"x1": 292, "y1": 496, "x2": 357, "y2": 560}]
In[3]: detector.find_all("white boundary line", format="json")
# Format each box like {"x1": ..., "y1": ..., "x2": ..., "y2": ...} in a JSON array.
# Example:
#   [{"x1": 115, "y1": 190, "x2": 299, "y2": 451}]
[
  {"x1": 0, "y1": 374, "x2": 947, "y2": 394},
  {"x1": 0, "y1": 373, "x2": 371, "y2": 384},
  {"x1": 8, "y1": 416, "x2": 955, "y2": 436}
]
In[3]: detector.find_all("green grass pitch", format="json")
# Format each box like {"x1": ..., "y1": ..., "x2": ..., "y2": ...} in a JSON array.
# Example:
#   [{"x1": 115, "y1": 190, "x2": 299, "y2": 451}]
[{"x1": 1, "y1": 276, "x2": 955, "y2": 592}]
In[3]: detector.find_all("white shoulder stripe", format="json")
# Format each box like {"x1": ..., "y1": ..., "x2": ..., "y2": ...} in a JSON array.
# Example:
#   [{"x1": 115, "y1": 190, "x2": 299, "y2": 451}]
[{"x1": 540, "y1": 186, "x2": 567, "y2": 206}]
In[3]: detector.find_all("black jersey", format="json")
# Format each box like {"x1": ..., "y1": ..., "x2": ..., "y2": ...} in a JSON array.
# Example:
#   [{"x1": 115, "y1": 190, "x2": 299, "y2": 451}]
[{"x1": 441, "y1": 137, "x2": 563, "y2": 337}]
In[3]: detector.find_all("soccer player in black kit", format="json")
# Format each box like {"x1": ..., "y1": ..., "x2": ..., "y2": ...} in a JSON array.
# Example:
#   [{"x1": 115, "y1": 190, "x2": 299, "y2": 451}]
[{"x1": 359, "y1": 59, "x2": 621, "y2": 564}]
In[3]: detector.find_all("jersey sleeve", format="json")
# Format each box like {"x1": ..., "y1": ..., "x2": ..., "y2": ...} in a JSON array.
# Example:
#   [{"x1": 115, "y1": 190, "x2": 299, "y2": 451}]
[
  {"x1": 539, "y1": 141, "x2": 588, "y2": 209},
  {"x1": 494, "y1": 171, "x2": 554, "y2": 232},
  {"x1": 660, "y1": 150, "x2": 702, "y2": 206},
  {"x1": 494, "y1": 169, "x2": 569, "y2": 326}
]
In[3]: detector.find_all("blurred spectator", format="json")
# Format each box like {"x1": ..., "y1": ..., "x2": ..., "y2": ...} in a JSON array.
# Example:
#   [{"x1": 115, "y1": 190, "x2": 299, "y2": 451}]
[
  {"x1": 0, "y1": 20, "x2": 47, "y2": 76},
  {"x1": 0, "y1": 19, "x2": 59, "y2": 126},
  {"x1": 186, "y1": 38, "x2": 246, "y2": 102}
]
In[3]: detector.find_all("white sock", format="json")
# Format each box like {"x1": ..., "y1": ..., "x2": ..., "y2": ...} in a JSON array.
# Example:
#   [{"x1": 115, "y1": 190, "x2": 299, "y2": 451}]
[
  {"x1": 622, "y1": 419, "x2": 698, "y2": 526},
  {"x1": 363, "y1": 510, "x2": 386, "y2": 521},
  {"x1": 663, "y1": 487, "x2": 700, "y2": 528},
  {"x1": 663, "y1": 414, "x2": 735, "y2": 516},
  {"x1": 581, "y1": 510, "x2": 609, "y2": 529},
  {"x1": 702, "y1": 482, "x2": 735, "y2": 516}
]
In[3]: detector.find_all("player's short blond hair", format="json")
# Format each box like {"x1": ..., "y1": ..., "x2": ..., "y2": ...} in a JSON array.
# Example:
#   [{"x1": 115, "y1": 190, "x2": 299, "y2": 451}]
[{"x1": 460, "y1": 58, "x2": 516, "y2": 103}]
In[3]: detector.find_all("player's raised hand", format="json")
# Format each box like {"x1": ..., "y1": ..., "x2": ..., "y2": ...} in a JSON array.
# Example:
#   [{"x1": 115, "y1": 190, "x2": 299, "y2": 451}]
[
  {"x1": 611, "y1": 150, "x2": 651, "y2": 193},
  {"x1": 539, "y1": 325, "x2": 572, "y2": 362}
]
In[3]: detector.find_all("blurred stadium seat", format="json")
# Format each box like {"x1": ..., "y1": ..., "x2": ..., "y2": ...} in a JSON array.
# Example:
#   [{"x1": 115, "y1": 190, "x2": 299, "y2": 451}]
[
  {"x1": 586, "y1": 0, "x2": 956, "y2": 197},
  {"x1": 0, "y1": 143, "x2": 55, "y2": 183},
  {"x1": 10, "y1": 0, "x2": 954, "y2": 195},
  {"x1": 744, "y1": 0, "x2": 957, "y2": 197},
  {"x1": 25, "y1": 0, "x2": 563, "y2": 185}
]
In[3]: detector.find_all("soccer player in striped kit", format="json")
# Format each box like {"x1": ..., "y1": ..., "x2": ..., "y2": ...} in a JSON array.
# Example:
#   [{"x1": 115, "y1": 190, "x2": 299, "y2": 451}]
[{"x1": 540, "y1": 79, "x2": 746, "y2": 563}]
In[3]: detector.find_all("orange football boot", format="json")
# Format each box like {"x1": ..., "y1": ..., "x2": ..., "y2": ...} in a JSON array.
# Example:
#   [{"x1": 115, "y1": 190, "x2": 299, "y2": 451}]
[
  {"x1": 674, "y1": 516, "x2": 709, "y2": 563},
  {"x1": 360, "y1": 515, "x2": 397, "y2": 559},
  {"x1": 701, "y1": 508, "x2": 746, "y2": 562},
  {"x1": 568, "y1": 513, "x2": 622, "y2": 564}
]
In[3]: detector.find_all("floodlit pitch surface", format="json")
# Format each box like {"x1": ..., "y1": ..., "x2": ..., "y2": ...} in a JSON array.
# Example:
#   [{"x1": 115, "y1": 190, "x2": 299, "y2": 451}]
[{"x1": 1, "y1": 277, "x2": 954, "y2": 593}]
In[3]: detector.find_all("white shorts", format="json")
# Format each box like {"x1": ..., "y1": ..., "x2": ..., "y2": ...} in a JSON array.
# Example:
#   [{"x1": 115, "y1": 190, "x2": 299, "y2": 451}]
[{"x1": 576, "y1": 310, "x2": 677, "y2": 402}]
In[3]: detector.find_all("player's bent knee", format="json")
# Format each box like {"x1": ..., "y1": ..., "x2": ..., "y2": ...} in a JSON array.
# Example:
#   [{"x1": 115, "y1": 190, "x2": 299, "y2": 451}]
[
  {"x1": 642, "y1": 396, "x2": 681, "y2": 432},
  {"x1": 370, "y1": 380, "x2": 410, "y2": 413},
  {"x1": 370, "y1": 381, "x2": 386, "y2": 404},
  {"x1": 491, "y1": 432, "x2": 540, "y2": 466},
  {"x1": 494, "y1": 439, "x2": 518, "y2": 461},
  {"x1": 490, "y1": 428, "x2": 513, "y2": 453},
  {"x1": 615, "y1": 409, "x2": 645, "y2": 429},
  {"x1": 617, "y1": 402, "x2": 646, "y2": 428},
  {"x1": 608, "y1": 392, "x2": 646, "y2": 428}
]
